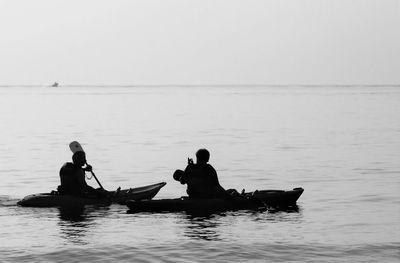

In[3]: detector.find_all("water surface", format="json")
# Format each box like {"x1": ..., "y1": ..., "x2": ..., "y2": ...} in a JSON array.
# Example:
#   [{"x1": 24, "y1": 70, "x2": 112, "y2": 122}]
[{"x1": 0, "y1": 86, "x2": 399, "y2": 262}]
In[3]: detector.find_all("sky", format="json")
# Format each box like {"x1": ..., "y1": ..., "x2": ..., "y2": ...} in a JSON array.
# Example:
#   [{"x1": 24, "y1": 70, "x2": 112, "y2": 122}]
[{"x1": 0, "y1": 0, "x2": 399, "y2": 85}]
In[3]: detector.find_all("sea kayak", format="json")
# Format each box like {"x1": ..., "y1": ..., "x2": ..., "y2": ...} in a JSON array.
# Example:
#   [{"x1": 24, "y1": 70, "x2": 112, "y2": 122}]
[
  {"x1": 18, "y1": 182, "x2": 166, "y2": 207},
  {"x1": 127, "y1": 187, "x2": 303, "y2": 213}
]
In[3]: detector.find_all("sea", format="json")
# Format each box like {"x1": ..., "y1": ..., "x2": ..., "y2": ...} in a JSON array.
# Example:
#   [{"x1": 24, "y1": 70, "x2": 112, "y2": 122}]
[{"x1": 0, "y1": 85, "x2": 399, "y2": 262}]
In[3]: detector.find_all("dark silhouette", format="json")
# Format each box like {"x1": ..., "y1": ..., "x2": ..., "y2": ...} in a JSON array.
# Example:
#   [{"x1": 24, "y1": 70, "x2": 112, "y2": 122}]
[
  {"x1": 58, "y1": 141, "x2": 107, "y2": 197},
  {"x1": 173, "y1": 149, "x2": 228, "y2": 199}
]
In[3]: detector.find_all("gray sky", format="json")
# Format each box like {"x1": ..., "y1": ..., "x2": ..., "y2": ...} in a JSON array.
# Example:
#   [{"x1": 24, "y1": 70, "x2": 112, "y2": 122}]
[{"x1": 0, "y1": 0, "x2": 399, "y2": 85}]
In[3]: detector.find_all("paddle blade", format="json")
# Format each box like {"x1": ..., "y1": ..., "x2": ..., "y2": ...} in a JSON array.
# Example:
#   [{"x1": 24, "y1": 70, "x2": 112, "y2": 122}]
[{"x1": 69, "y1": 141, "x2": 85, "y2": 154}]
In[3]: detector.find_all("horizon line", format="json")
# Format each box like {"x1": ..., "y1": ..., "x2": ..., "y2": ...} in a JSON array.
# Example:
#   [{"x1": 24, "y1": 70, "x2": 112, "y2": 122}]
[{"x1": 0, "y1": 84, "x2": 399, "y2": 88}]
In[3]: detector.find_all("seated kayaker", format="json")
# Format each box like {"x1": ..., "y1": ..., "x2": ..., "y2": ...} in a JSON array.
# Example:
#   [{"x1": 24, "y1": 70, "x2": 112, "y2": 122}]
[
  {"x1": 58, "y1": 141, "x2": 107, "y2": 197},
  {"x1": 173, "y1": 149, "x2": 228, "y2": 199}
]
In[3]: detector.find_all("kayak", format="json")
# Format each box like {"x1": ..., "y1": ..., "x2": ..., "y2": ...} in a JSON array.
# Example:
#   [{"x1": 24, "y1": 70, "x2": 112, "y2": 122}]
[
  {"x1": 127, "y1": 187, "x2": 304, "y2": 213},
  {"x1": 17, "y1": 182, "x2": 166, "y2": 207}
]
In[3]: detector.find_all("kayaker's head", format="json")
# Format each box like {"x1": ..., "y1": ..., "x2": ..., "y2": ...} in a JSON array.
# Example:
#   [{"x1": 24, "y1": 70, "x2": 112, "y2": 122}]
[
  {"x1": 196, "y1": 149, "x2": 210, "y2": 164},
  {"x1": 72, "y1": 151, "x2": 87, "y2": 167}
]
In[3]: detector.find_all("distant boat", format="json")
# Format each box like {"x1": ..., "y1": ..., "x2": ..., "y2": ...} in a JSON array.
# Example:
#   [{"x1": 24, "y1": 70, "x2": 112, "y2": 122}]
[{"x1": 51, "y1": 82, "x2": 59, "y2": 87}]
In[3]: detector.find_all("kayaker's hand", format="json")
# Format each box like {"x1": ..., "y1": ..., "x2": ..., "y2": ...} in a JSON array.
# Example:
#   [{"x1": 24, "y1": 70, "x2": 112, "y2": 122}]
[{"x1": 84, "y1": 164, "x2": 93, "y2": 172}]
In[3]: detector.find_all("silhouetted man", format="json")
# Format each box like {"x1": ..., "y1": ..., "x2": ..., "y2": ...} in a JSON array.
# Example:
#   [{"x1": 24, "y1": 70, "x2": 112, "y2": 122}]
[
  {"x1": 58, "y1": 141, "x2": 105, "y2": 197},
  {"x1": 174, "y1": 149, "x2": 228, "y2": 198}
]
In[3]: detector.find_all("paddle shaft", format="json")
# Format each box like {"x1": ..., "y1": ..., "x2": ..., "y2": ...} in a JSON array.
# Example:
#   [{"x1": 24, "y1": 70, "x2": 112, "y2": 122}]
[
  {"x1": 86, "y1": 162, "x2": 104, "y2": 190},
  {"x1": 90, "y1": 171, "x2": 104, "y2": 190}
]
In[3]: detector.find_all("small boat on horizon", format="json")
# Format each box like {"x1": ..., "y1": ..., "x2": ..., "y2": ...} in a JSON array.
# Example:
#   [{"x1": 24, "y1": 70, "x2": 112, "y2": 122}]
[{"x1": 51, "y1": 82, "x2": 59, "y2": 87}]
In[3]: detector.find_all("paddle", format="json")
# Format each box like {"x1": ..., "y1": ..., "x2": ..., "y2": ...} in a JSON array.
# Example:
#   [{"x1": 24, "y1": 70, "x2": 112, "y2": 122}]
[{"x1": 86, "y1": 162, "x2": 105, "y2": 190}]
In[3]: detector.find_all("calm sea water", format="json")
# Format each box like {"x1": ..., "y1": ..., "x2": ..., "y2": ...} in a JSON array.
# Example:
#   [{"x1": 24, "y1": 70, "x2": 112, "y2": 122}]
[{"x1": 0, "y1": 86, "x2": 399, "y2": 262}]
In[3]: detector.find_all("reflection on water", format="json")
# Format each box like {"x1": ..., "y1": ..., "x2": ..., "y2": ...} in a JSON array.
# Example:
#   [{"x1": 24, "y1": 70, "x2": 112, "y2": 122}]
[
  {"x1": 57, "y1": 205, "x2": 111, "y2": 245},
  {"x1": 177, "y1": 206, "x2": 302, "y2": 241},
  {"x1": 181, "y1": 213, "x2": 224, "y2": 241},
  {"x1": 255, "y1": 205, "x2": 304, "y2": 224},
  {"x1": 58, "y1": 206, "x2": 87, "y2": 222}
]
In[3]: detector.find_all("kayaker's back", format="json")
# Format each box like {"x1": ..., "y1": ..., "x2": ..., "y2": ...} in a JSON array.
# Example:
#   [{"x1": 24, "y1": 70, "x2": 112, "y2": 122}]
[
  {"x1": 58, "y1": 162, "x2": 86, "y2": 195},
  {"x1": 183, "y1": 163, "x2": 227, "y2": 198}
]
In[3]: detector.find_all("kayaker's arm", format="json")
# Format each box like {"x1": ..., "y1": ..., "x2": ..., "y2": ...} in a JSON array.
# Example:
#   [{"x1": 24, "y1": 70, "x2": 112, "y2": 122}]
[
  {"x1": 181, "y1": 162, "x2": 195, "y2": 184},
  {"x1": 173, "y1": 159, "x2": 195, "y2": 185},
  {"x1": 85, "y1": 162, "x2": 105, "y2": 190}
]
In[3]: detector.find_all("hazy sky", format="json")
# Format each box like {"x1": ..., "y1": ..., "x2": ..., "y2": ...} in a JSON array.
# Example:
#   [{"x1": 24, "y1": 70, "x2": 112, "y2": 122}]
[{"x1": 0, "y1": 0, "x2": 399, "y2": 85}]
